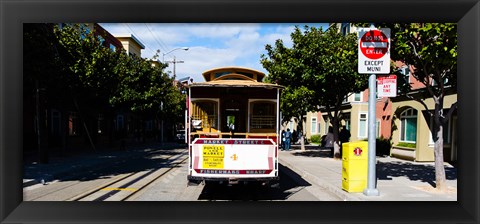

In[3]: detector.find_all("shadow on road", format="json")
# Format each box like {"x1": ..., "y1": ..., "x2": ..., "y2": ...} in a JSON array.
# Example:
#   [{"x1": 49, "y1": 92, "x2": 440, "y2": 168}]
[
  {"x1": 197, "y1": 164, "x2": 313, "y2": 201},
  {"x1": 23, "y1": 143, "x2": 186, "y2": 184},
  {"x1": 291, "y1": 148, "x2": 332, "y2": 158},
  {"x1": 377, "y1": 161, "x2": 457, "y2": 187}
]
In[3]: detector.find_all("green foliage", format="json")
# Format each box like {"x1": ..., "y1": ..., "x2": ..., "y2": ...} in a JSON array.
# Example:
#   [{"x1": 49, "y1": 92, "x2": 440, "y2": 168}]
[
  {"x1": 52, "y1": 23, "x2": 124, "y2": 111},
  {"x1": 51, "y1": 23, "x2": 184, "y2": 119},
  {"x1": 396, "y1": 142, "x2": 416, "y2": 148},
  {"x1": 310, "y1": 134, "x2": 322, "y2": 144},
  {"x1": 25, "y1": 23, "x2": 185, "y2": 129},
  {"x1": 376, "y1": 137, "x2": 392, "y2": 156},
  {"x1": 261, "y1": 25, "x2": 368, "y2": 127}
]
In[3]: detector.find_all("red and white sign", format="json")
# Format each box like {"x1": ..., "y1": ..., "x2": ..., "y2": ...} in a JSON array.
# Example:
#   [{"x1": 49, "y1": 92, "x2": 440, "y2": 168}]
[
  {"x1": 358, "y1": 28, "x2": 391, "y2": 74},
  {"x1": 377, "y1": 75, "x2": 397, "y2": 97},
  {"x1": 353, "y1": 147, "x2": 363, "y2": 156}
]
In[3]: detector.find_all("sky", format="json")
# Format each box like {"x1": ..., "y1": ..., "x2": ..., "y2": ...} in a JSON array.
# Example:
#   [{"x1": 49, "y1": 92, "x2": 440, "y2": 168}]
[{"x1": 100, "y1": 23, "x2": 328, "y2": 82}]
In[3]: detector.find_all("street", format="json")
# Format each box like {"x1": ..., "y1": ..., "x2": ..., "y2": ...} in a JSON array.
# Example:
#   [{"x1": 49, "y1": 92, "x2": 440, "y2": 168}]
[{"x1": 23, "y1": 145, "x2": 342, "y2": 201}]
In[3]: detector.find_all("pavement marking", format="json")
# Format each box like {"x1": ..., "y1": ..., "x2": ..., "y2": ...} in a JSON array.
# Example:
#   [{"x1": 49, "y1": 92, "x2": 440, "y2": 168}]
[{"x1": 101, "y1": 187, "x2": 138, "y2": 192}]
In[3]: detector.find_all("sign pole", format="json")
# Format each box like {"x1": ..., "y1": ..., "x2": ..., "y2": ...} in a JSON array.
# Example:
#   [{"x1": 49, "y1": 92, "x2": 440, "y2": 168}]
[
  {"x1": 357, "y1": 24, "x2": 390, "y2": 197},
  {"x1": 364, "y1": 73, "x2": 380, "y2": 196}
]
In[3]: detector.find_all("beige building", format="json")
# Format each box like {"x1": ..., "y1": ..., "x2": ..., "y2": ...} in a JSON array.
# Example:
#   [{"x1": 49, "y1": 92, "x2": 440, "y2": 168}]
[
  {"x1": 114, "y1": 34, "x2": 145, "y2": 57},
  {"x1": 390, "y1": 91, "x2": 457, "y2": 162}
]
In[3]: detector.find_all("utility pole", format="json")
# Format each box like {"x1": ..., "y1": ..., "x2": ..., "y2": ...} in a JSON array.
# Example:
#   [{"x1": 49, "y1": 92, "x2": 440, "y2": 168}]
[{"x1": 165, "y1": 56, "x2": 184, "y2": 78}]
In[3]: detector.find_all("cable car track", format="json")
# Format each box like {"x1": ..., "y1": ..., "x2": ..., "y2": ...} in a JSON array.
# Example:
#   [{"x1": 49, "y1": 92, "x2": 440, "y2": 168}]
[{"x1": 70, "y1": 150, "x2": 188, "y2": 201}]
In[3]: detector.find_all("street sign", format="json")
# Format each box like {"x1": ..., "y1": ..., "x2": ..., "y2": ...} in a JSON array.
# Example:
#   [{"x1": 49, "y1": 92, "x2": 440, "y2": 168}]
[
  {"x1": 377, "y1": 75, "x2": 397, "y2": 97},
  {"x1": 358, "y1": 28, "x2": 391, "y2": 74}
]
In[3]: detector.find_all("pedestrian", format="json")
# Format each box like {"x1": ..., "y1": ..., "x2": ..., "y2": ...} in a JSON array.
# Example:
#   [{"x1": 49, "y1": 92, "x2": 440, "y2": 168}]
[
  {"x1": 325, "y1": 127, "x2": 334, "y2": 157},
  {"x1": 339, "y1": 126, "x2": 351, "y2": 158},
  {"x1": 292, "y1": 130, "x2": 297, "y2": 145},
  {"x1": 339, "y1": 125, "x2": 351, "y2": 144},
  {"x1": 281, "y1": 130, "x2": 286, "y2": 150},
  {"x1": 285, "y1": 128, "x2": 292, "y2": 151}
]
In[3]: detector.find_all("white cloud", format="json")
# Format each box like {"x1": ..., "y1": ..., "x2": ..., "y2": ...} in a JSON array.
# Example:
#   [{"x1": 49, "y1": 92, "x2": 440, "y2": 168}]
[{"x1": 100, "y1": 23, "x2": 322, "y2": 81}]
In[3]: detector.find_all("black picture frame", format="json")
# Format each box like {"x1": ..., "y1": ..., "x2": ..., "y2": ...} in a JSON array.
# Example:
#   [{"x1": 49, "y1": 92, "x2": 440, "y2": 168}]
[{"x1": 1, "y1": 0, "x2": 479, "y2": 223}]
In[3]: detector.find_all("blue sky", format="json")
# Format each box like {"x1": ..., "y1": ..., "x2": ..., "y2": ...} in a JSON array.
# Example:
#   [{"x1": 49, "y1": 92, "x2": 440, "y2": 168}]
[{"x1": 100, "y1": 23, "x2": 328, "y2": 82}]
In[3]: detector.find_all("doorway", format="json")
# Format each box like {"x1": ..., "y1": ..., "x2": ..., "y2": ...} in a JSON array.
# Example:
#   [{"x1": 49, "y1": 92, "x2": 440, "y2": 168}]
[{"x1": 222, "y1": 99, "x2": 245, "y2": 135}]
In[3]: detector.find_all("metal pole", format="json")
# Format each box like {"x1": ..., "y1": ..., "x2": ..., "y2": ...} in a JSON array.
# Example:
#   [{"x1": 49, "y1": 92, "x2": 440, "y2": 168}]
[
  {"x1": 276, "y1": 88, "x2": 280, "y2": 146},
  {"x1": 161, "y1": 101, "x2": 164, "y2": 143},
  {"x1": 364, "y1": 73, "x2": 380, "y2": 196},
  {"x1": 173, "y1": 56, "x2": 176, "y2": 78}
]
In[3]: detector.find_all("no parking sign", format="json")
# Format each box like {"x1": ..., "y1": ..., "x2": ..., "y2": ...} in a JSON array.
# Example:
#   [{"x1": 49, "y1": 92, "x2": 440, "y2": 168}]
[{"x1": 358, "y1": 28, "x2": 391, "y2": 74}]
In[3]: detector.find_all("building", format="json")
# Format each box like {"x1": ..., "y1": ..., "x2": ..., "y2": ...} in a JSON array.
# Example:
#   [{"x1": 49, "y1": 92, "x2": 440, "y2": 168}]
[
  {"x1": 114, "y1": 34, "x2": 145, "y2": 57},
  {"x1": 389, "y1": 62, "x2": 457, "y2": 162},
  {"x1": 304, "y1": 23, "x2": 457, "y2": 163}
]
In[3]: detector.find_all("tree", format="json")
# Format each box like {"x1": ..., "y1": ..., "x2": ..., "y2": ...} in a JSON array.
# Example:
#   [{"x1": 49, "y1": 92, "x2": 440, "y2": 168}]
[
  {"x1": 261, "y1": 38, "x2": 317, "y2": 150},
  {"x1": 261, "y1": 25, "x2": 368, "y2": 156},
  {"x1": 355, "y1": 23, "x2": 457, "y2": 192},
  {"x1": 109, "y1": 50, "x2": 186, "y2": 142},
  {"x1": 53, "y1": 24, "x2": 124, "y2": 149},
  {"x1": 24, "y1": 23, "x2": 61, "y2": 163}
]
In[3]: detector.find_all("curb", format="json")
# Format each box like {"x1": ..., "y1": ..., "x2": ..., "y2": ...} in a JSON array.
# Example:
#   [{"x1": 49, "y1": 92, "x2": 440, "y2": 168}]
[
  {"x1": 278, "y1": 155, "x2": 363, "y2": 201},
  {"x1": 23, "y1": 179, "x2": 39, "y2": 188}
]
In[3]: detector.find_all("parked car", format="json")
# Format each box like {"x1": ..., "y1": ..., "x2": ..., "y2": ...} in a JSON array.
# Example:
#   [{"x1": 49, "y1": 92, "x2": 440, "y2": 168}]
[{"x1": 175, "y1": 130, "x2": 185, "y2": 143}]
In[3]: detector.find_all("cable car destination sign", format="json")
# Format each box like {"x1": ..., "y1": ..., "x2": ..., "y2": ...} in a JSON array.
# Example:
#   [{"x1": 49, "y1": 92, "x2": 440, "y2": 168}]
[{"x1": 358, "y1": 28, "x2": 391, "y2": 74}]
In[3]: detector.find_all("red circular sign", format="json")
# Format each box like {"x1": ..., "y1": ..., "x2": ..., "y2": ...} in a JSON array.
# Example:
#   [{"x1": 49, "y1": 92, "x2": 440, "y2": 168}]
[
  {"x1": 353, "y1": 147, "x2": 363, "y2": 156},
  {"x1": 360, "y1": 30, "x2": 389, "y2": 60}
]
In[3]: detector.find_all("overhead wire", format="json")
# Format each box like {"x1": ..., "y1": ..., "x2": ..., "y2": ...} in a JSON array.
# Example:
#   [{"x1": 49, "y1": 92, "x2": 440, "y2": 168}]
[
  {"x1": 123, "y1": 23, "x2": 158, "y2": 58},
  {"x1": 144, "y1": 23, "x2": 170, "y2": 55}
]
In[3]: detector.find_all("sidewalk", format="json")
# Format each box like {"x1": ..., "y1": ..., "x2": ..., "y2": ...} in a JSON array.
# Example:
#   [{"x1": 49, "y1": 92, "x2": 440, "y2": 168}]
[{"x1": 278, "y1": 144, "x2": 457, "y2": 201}]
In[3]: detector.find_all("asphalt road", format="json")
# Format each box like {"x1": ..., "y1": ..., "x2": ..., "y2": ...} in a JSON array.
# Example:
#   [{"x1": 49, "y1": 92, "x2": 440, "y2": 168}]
[{"x1": 24, "y1": 144, "x2": 342, "y2": 201}]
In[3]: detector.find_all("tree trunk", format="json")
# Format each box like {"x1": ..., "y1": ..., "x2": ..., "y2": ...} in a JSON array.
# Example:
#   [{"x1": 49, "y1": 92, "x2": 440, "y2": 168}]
[
  {"x1": 299, "y1": 116, "x2": 306, "y2": 151},
  {"x1": 332, "y1": 115, "x2": 341, "y2": 159},
  {"x1": 434, "y1": 115, "x2": 447, "y2": 192},
  {"x1": 300, "y1": 135, "x2": 305, "y2": 150},
  {"x1": 36, "y1": 80, "x2": 49, "y2": 164}
]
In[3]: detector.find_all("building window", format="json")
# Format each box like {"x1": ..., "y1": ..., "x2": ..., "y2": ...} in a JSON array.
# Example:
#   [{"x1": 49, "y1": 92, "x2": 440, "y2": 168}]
[
  {"x1": 311, "y1": 117, "x2": 317, "y2": 134},
  {"x1": 354, "y1": 92, "x2": 362, "y2": 102},
  {"x1": 358, "y1": 113, "x2": 368, "y2": 138},
  {"x1": 341, "y1": 23, "x2": 350, "y2": 35},
  {"x1": 98, "y1": 36, "x2": 105, "y2": 45},
  {"x1": 400, "y1": 66, "x2": 411, "y2": 86},
  {"x1": 51, "y1": 110, "x2": 61, "y2": 136},
  {"x1": 68, "y1": 112, "x2": 79, "y2": 136},
  {"x1": 400, "y1": 108, "x2": 417, "y2": 143},
  {"x1": 110, "y1": 44, "x2": 116, "y2": 52},
  {"x1": 376, "y1": 120, "x2": 381, "y2": 138},
  {"x1": 323, "y1": 116, "x2": 329, "y2": 135},
  {"x1": 342, "y1": 113, "x2": 351, "y2": 131},
  {"x1": 429, "y1": 115, "x2": 451, "y2": 145},
  {"x1": 116, "y1": 115, "x2": 124, "y2": 131}
]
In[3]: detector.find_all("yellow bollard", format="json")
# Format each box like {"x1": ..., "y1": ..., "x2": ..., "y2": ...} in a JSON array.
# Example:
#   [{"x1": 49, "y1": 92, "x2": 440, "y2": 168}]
[{"x1": 341, "y1": 141, "x2": 368, "y2": 192}]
